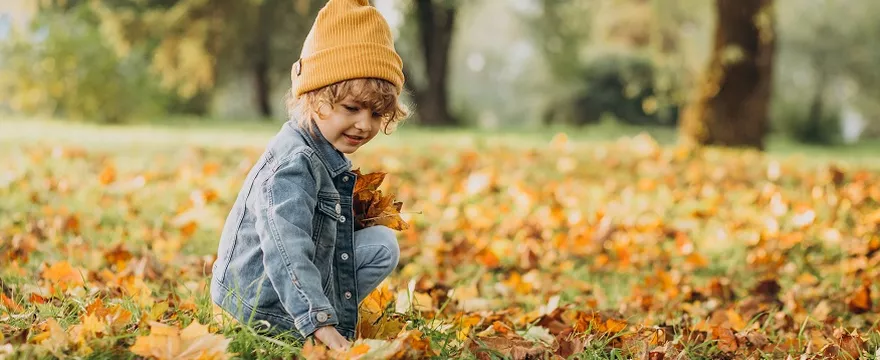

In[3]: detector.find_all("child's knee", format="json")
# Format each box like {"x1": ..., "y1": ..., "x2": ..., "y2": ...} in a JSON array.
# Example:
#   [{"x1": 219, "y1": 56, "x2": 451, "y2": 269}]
[
  {"x1": 376, "y1": 226, "x2": 399, "y2": 269},
  {"x1": 356, "y1": 225, "x2": 400, "y2": 269}
]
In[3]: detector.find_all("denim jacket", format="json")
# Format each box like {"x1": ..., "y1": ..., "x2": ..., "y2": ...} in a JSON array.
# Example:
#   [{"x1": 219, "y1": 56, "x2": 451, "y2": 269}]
[{"x1": 210, "y1": 120, "x2": 360, "y2": 340}]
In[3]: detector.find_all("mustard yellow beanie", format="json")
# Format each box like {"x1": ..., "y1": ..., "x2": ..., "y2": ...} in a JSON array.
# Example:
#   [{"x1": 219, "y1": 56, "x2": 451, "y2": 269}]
[{"x1": 291, "y1": 0, "x2": 404, "y2": 97}]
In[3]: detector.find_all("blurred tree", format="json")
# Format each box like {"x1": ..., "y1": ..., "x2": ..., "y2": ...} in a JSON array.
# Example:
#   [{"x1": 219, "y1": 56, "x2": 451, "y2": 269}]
[
  {"x1": 773, "y1": 0, "x2": 880, "y2": 143},
  {"x1": 524, "y1": 0, "x2": 682, "y2": 127},
  {"x1": 88, "y1": 0, "x2": 322, "y2": 118},
  {"x1": 0, "y1": 5, "x2": 168, "y2": 123},
  {"x1": 397, "y1": 0, "x2": 460, "y2": 126},
  {"x1": 649, "y1": 0, "x2": 712, "y2": 115},
  {"x1": 518, "y1": 0, "x2": 594, "y2": 126},
  {"x1": 680, "y1": 0, "x2": 775, "y2": 150}
]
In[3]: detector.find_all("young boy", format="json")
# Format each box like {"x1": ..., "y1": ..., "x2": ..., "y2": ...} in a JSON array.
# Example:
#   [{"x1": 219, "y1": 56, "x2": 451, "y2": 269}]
[{"x1": 210, "y1": 0, "x2": 409, "y2": 350}]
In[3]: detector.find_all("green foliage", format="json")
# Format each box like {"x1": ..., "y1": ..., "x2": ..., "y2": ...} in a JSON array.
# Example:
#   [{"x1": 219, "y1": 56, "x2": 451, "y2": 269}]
[
  {"x1": 772, "y1": 96, "x2": 842, "y2": 145},
  {"x1": 543, "y1": 51, "x2": 679, "y2": 127},
  {"x1": 0, "y1": 5, "x2": 168, "y2": 123}
]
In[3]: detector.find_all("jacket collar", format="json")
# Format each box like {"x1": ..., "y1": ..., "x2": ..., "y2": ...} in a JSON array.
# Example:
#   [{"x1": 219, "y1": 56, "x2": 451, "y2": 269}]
[{"x1": 288, "y1": 120, "x2": 352, "y2": 178}]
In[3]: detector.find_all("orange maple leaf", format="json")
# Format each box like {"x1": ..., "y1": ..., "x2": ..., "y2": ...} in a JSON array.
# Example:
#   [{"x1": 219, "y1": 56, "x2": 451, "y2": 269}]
[{"x1": 352, "y1": 169, "x2": 409, "y2": 231}]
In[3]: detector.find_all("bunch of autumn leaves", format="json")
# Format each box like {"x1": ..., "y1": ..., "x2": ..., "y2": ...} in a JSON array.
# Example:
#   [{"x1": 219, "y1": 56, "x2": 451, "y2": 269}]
[{"x1": 351, "y1": 170, "x2": 409, "y2": 232}]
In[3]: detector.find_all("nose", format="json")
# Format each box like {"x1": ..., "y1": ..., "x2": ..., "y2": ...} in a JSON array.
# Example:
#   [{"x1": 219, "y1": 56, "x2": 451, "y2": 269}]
[{"x1": 353, "y1": 112, "x2": 372, "y2": 133}]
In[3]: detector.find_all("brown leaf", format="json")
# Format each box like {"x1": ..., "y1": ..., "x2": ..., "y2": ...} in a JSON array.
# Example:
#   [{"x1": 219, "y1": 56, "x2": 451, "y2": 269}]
[
  {"x1": 103, "y1": 244, "x2": 133, "y2": 270},
  {"x1": 468, "y1": 336, "x2": 550, "y2": 360},
  {"x1": 353, "y1": 169, "x2": 385, "y2": 193},
  {"x1": 352, "y1": 170, "x2": 409, "y2": 231},
  {"x1": 744, "y1": 331, "x2": 769, "y2": 348},
  {"x1": 647, "y1": 350, "x2": 665, "y2": 360},
  {"x1": 846, "y1": 281, "x2": 872, "y2": 314},
  {"x1": 711, "y1": 326, "x2": 738, "y2": 353},
  {"x1": 834, "y1": 327, "x2": 866, "y2": 359},
  {"x1": 536, "y1": 308, "x2": 571, "y2": 336},
  {"x1": 751, "y1": 278, "x2": 781, "y2": 301},
  {"x1": 554, "y1": 328, "x2": 585, "y2": 358}
]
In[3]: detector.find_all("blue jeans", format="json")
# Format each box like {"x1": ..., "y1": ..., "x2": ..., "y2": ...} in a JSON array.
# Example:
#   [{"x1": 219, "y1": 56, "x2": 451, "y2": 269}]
[{"x1": 354, "y1": 225, "x2": 400, "y2": 302}]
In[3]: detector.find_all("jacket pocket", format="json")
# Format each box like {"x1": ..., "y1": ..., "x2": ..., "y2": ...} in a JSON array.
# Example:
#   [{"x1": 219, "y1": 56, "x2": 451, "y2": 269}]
[{"x1": 313, "y1": 195, "x2": 341, "y2": 290}]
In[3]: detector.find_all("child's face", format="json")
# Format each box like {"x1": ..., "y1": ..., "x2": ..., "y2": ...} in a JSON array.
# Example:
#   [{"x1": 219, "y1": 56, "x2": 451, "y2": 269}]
[{"x1": 315, "y1": 97, "x2": 383, "y2": 154}]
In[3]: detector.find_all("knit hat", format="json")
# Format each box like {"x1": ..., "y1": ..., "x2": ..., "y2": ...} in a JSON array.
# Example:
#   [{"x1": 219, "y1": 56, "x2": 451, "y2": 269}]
[{"x1": 291, "y1": 0, "x2": 404, "y2": 97}]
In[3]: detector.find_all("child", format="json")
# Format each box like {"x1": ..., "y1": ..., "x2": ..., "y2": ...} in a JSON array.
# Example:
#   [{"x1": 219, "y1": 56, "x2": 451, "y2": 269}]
[{"x1": 210, "y1": 0, "x2": 409, "y2": 350}]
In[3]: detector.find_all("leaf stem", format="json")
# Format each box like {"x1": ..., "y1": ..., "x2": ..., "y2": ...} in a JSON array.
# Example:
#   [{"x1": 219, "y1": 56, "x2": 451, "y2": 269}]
[{"x1": 361, "y1": 211, "x2": 422, "y2": 221}]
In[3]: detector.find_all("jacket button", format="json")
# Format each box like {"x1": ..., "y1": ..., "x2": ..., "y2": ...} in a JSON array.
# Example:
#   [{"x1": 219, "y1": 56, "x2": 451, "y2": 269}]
[
  {"x1": 335, "y1": 203, "x2": 341, "y2": 214},
  {"x1": 339, "y1": 215, "x2": 346, "y2": 223},
  {"x1": 342, "y1": 176, "x2": 350, "y2": 182},
  {"x1": 316, "y1": 312, "x2": 328, "y2": 322},
  {"x1": 344, "y1": 291, "x2": 352, "y2": 299},
  {"x1": 340, "y1": 252, "x2": 349, "y2": 261}
]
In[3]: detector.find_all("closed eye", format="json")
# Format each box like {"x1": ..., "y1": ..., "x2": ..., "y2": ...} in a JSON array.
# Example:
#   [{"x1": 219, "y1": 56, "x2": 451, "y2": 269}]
[{"x1": 343, "y1": 105, "x2": 359, "y2": 113}]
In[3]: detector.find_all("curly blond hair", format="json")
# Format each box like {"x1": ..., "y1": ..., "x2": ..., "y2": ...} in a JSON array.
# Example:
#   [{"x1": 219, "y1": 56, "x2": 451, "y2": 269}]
[{"x1": 287, "y1": 78, "x2": 410, "y2": 135}]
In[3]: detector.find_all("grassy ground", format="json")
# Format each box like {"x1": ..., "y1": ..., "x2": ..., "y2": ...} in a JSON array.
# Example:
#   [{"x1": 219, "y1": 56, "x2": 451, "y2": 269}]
[
  {"x1": 1, "y1": 117, "x2": 879, "y2": 359},
  {"x1": 5, "y1": 115, "x2": 880, "y2": 166}
]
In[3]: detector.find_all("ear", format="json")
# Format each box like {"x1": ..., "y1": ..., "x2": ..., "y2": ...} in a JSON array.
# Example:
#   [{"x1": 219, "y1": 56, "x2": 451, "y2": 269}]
[{"x1": 315, "y1": 102, "x2": 332, "y2": 120}]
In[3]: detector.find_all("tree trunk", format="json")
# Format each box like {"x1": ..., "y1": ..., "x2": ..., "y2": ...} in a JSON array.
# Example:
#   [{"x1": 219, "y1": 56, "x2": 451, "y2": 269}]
[
  {"x1": 412, "y1": 0, "x2": 457, "y2": 126},
  {"x1": 680, "y1": 0, "x2": 775, "y2": 150},
  {"x1": 252, "y1": 0, "x2": 275, "y2": 119}
]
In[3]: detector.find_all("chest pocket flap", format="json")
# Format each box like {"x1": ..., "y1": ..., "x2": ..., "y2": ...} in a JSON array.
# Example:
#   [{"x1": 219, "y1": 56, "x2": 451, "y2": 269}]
[{"x1": 316, "y1": 196, "x2": 344, "y2": 223}]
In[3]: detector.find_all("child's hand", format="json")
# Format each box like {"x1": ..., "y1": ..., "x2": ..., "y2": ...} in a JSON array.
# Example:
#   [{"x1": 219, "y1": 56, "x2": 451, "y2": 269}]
[{"x1": 313, "y1": 326, "x2": 351, "y2": 351}]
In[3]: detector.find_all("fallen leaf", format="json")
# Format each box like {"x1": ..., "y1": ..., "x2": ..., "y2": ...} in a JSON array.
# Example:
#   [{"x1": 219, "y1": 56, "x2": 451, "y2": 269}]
[
  {"x1": 129, "y1": 320, "x2": 232, "y2": 360},
  {"x1": 711, "y1": 326, "x2": 738, "y2": 353},
  {"x1": 85, "y1": 298, "x2": 132, "y2": 330},
  {"x1": 30, "y1": 318, "x2": 69, "y2": 355},
  {"x1": 0, "y1": 294, "x2": 22, "y2": 313},
  {"x1": 554, "y1": 328, "x2": 585, "y2": 358},
  {"x1": 846, "y1": 281, "x2": 872, "y2": 314},
  {"x1": 467, "y1": 335, "x2": 550, "y2": 360},
  {"x1": 41, "y1": 261, "x2": 86, "y2": 292},
  {"x1": 834, "y1": 327, "x2": 866, "y2": 359},
  {"x1": 358, "y1": 284, "x2": 405, "y2": 339}
]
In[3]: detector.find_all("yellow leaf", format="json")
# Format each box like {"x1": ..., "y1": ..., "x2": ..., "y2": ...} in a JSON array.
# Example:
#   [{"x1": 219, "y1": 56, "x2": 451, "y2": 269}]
[
  {"x1": 31, "y1": 318, "x2": 69, "y2": 354},
  {"x1": 130, "y1": 320, "x2": 232, "y2": 360},
  {"x1": 150, "y1": 301, "x2": 170, "y2": 321},
  {"x1": 80, "y1": 314, "x2": 106, "y2": 335},
  {"x1": 358, "y1": 283, "x2": 404, "y2": 339},
  {"x1": 395, "y1": 289, "x2": 434, "y2": 314},
  {"x1": 725, "y1": 309, "x2": 747, "y2": 332}
]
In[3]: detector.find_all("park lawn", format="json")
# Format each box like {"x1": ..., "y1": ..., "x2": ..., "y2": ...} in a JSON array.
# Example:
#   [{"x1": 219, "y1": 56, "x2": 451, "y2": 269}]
[{"x1": 1, "y1": 117, "x2": 879, "y2": 359}]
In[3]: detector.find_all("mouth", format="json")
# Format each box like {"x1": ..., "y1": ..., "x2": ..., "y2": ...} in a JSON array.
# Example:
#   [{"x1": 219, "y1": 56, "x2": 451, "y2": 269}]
[{"x1": 343, "y1": 134, "x2": 365, "y2": 145}]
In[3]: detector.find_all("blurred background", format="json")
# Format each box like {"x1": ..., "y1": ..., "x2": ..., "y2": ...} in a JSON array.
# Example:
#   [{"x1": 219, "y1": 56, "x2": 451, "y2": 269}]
[{"x1": 1, "y1": 0, "x2": 879, "y2": 148}]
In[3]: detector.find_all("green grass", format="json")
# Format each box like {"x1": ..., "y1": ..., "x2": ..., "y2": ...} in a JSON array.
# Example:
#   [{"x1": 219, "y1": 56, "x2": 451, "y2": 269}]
[
  {"x1": 4, "y1": 115, "x2": 880, "y2": 166},
  {"x1": 2, "y1": 116, "x2": 880, "y2": 359}
]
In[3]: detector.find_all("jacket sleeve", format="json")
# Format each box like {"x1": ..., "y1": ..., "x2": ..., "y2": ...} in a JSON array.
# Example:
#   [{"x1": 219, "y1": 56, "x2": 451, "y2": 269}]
[{"x1": 254, "y1": 152, "x2": 337, "y2": 338}]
